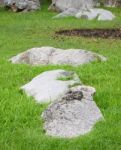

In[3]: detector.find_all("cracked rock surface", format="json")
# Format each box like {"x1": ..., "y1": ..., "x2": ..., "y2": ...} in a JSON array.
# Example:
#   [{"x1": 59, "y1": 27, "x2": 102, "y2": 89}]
[{"x1": 10, "y1": 46, "x2": 106, "y2": 66}]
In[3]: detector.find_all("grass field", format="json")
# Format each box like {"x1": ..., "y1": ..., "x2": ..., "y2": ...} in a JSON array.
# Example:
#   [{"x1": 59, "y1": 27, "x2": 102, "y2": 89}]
[{"x1": 0, "y1": 4, "x2": 121, "y2": 150}]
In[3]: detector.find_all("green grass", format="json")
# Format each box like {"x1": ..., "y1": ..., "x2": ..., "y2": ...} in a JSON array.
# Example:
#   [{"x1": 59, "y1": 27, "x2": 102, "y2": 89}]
[{"x1": 0, "y1": 4, "x2": 121, "y2": 150}]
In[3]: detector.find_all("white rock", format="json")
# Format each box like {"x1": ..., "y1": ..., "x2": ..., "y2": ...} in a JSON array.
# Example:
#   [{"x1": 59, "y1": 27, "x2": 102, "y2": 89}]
[
  {"x1": 76, "y1": 9, "x2": 98, "y2": 20},
  {"x1": 53, "y1": 8, "x2": 111, "y2": 20},
  {"x1": 49, "y1": 0, "x2": 95, "y2": 12},
  {"x1": 50, "y1": 0, "x2": 115, "y2": 20},
  {"x1": 21, "y1": 69, "x2": 104, "y2": 138},
  {"x1": 10, "y1": 47, "x2": 54, "y2": 65},
  {"x1": 21, "y1": 70, "x2": 81, "y2": 103},
  {"x1": 67, "y1": 8, "x2": 115, "y2": 21},
  {"x1": 42, "y1": 85, "x2": 104, "y2": 138},
  {"x1": 10, "y1": 46, "x2": 106, "y2": 66},
  {"x1": 4, "y1": 0, "x2": 40, "y2": 12},
  {"x1": 53, "y1": 8, "x2": 79, "y2": 18},
  {"x1": 96, "y1": 9, "x2": 115, "y2": 21}
]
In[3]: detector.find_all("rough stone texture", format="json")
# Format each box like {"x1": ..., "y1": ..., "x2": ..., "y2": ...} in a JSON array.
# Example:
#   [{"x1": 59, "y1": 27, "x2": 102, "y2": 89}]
[
  {"x1": 20, "y1": 69, "x2": 104, "y2": 137},
  {"x1": 10, "y1": 46, "x2": 106, "y2": 66},
  {"x1": 49, "y1": 0, "x2": 115, "y2": 20},
  {"x1": 21, "y1": 70, "x2": 81, "y2": 103},
  {"x1": 42, "y1": 85, "x2": 103, "y2": 138},
  {"x1": 49, "y1": 0, "x2": 95, "y2": 12},
  {"x1": 4, "y1": 0, "x2": 40, "y2": 12}
]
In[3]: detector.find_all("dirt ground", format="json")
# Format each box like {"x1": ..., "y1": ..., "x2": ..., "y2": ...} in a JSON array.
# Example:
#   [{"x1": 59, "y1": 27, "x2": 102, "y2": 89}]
[{"x1": 56, "y1": 28, "x2": 121, "y2": 39}]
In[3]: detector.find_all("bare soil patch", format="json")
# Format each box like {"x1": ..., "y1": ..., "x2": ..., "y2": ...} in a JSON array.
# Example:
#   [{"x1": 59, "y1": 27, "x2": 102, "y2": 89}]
[{"x1": 56, "y1": 28, "x2": 121, "y2": 39}]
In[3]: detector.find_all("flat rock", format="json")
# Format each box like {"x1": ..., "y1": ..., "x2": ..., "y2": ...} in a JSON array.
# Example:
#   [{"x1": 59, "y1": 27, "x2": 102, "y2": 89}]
[
  {"x1": 76, "y1": 8, "x2": 115, "y2": 21},
  {"x1": 54, "y1": 8, "x2": 115, "y2": 21},
  {"x1": 42, "y1": 85, "x2": 104, "y2": 138},
  {"x1": 10, "y1": 46, "x2": 106, "y2": 66},
  {"x1": 21, "y1": 70, "x2": 81, "y2": 103}
]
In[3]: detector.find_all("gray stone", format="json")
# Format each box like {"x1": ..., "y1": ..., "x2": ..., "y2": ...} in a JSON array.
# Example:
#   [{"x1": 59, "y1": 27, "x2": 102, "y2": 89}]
[
  {"x1": 42, "y1": 85, "x2": 104, "y2": 138},
  {"x1": 54, "y1": 8, "x2": 115, "y2": 21},
  {"x1": 4, "y1": 0, "x2": 40, "y2": 12},
  {"x1": 21, "y1": 70, "x2": 81, "y2": 103},
  {"x1": 50, "y1": 0, "x2": 115, "y2": 20},
  {"x1": 53, "y1": 8, "x2": 79, "y2": 18},
  {"x1": 49, "y1": 0, "x2": 95, "y2": 12},
  {"x1": 10, "y1": 46, "x2": 106, "y2": 66},
  {"x1": 20, "y1": 69, "x2": 104, "y2": 138},
  {"x1": 76, "y1": 8, "x2": 115, "y2": 21}
]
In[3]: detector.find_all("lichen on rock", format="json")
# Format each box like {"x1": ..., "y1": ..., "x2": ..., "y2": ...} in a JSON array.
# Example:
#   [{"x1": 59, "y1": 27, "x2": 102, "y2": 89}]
[{"x1": 42, "y1": 85, "x2": 104, "y2": 138}]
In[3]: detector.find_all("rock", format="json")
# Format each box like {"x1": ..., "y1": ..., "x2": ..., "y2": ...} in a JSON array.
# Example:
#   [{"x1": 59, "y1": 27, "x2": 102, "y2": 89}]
[
  {"x1": 21, "y1": 70, "x2": 81, "y2": 103},
  {"x1": 20, "y1": 69, "x2": 104, "y2": 137},
  {"x1": 76, "y1": 8, "x2": 115, "y2": 21},
  {"x1": 42, "y1": 85, "x2": 104, "y2": 138},
  {"x1": 10, "y1": 46, "x2": 106, "y2": 66},
  {"x1": 49, "y1": 0, "x2": 115, "y2": 20},
  {"x1": 49, "y1": 0, "x2": 95, "y2": 12},
  {"x1": 53, "y1": 8, "x2": 79, "y2": 18},
  {"x1": 4, "y1": 0, "x2": 40, "y2": 12},
  {"x1": 54, "y1": 8, "x2": 115, "y2": 21},
  {"x1": 71, "y1": 85, "x2": 96, "y2": 101}
]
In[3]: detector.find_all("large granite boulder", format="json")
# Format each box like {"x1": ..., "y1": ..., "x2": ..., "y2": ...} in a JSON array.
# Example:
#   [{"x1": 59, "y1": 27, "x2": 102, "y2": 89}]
[
  {"x1": 4, "y1": 0, "x2": 40, "y2": 12},
  {"x1": 42, "y1": 85, "x2": 104, "y2": 138},
  {"x1": 10, "y1": 46, "x2": 106, "y2": 66}
]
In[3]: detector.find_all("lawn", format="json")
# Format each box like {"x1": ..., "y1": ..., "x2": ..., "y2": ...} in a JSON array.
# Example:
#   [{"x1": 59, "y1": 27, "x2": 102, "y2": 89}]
[{"x1": 0, "y1": 3, "x2": 121, "y2": 150}]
